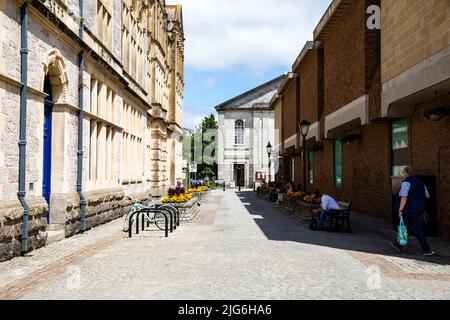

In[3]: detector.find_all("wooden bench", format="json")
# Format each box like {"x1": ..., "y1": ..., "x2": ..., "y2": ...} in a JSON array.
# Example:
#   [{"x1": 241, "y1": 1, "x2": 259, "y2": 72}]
[{"x1": 329, "y1": 201, "x2": 352, "y2": 233}]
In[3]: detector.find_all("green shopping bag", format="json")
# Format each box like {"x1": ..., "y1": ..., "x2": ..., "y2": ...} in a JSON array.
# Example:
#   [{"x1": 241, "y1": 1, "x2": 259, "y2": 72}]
[{"x1": 397, "y1": 217, "x2": 408, "y2": 246}]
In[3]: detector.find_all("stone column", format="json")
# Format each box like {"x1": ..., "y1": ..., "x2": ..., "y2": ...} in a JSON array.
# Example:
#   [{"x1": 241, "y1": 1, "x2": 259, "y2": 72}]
[
  {"x1": 97, "y1": 123, "x2": 106, "y2": 185},
  {"x1": 106, "y1": 126, "x2": 112, "y2": 183},
  {"x1": 98, "y1": 82, "x2": 106, "y2": 119},
  {"x1": 90, "y1": 79, "x2": 98, "y2": 115},
  {"x1": 89, "y1": 120, "x2": 98, "y2": 184},
  {"x1": 106, "y1": 89, "x2": 112, "y2": 122}
]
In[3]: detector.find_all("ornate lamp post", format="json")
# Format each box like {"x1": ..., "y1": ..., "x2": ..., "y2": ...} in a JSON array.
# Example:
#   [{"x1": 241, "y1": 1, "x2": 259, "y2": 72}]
[
  {"x1": 266, "y1": 142, "x2": 272, "y2": 182},
  {"x1": 298, "y1": 120, "x2": 311, "y2": 192}
]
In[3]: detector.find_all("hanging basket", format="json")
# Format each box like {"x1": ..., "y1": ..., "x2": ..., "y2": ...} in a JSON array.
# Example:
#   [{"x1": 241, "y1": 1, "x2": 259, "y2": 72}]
[
  {"x1": 342, "y1": 133, "x2": 362, "y2": 145},
  {"x1": 423, "y1": 106, "x2": 450, "y2": 121}
]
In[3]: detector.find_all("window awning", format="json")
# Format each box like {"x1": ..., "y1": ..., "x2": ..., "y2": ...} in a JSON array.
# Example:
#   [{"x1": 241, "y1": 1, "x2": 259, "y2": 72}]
[
  {"x1": 382, "y1": 45, "x2": 450, "y2": 118},
  {"x1": 325, "y1": 95, "x2": 369, "y2": 139}
]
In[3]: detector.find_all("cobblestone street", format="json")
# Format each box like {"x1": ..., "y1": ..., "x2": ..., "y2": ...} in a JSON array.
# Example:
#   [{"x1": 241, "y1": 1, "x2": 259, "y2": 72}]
[{"x1": 1, "y1": 190, "x2": 450, "y2": 300}]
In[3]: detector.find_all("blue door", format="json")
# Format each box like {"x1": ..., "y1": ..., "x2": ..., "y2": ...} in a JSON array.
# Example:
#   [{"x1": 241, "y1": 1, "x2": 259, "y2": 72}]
[{"x1": 43, "y1": 77, "x2": 53, "y2": 222}]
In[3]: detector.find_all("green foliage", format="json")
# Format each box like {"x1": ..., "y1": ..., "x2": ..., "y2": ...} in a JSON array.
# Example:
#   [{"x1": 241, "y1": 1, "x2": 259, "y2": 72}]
[{"x1": 183, "y1": 114, "x2": 218, "y2": 180}]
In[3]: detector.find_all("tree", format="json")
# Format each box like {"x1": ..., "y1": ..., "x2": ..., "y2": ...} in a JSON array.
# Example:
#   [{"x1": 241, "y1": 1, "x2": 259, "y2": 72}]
[
  {"x1": 188, "y1": 114, "x2": 218, "y2": 180},
  {"x1": 182, "y1": 114, "x2": 218, "y2": 182}
]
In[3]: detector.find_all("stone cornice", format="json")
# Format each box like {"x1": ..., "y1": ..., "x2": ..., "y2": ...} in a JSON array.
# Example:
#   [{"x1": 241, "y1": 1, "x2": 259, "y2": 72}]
[
  {"x1": 313, "y1": 0, "x2": 351, "y2": 41},
  {"x1": 0, "y1": 72, "x2": 48, "y2": 98},
  {"x1": 53, "y1": 102, "x2": 124, "y2": 132}
]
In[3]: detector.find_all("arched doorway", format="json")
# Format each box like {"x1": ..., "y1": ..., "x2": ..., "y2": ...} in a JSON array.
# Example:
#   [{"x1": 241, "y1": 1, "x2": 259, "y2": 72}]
[
  {"x1": 43, "y1": 75, "x2": 53, "y2": 222},
  {"x1": 40, "y1": 49, "x2": 69, "y2": 225}
]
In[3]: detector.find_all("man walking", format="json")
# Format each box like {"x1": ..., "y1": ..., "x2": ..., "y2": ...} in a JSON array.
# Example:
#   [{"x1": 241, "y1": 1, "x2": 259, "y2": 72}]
[{"x1": 391, "y1": 166, "x2": 434, "y2": 256}]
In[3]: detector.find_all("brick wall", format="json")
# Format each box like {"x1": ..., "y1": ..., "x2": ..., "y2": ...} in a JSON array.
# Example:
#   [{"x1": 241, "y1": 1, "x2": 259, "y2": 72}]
[
  {"x1": 298, "y1": 50, "x2": 319, "y2": 123},
  {"x1": 282, "y1": 81, "x2": 298, "y2": 143},
  {"x1": 411, "y1": 94, "x2": 450, "y2": 237},
  {"x1": 381, "y1": 0, "x2": 450, "y2": 83},
  {"x1": 308, "y1": 123, "x2": 391, "y2": 219},
  {"x1": 323, "y1": 0, "x2": 367, "y2": 115}
]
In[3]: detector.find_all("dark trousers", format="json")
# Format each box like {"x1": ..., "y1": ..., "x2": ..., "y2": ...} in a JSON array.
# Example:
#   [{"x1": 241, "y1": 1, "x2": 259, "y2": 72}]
[{"x1": 399, "y1": 212, "x2": 432, "y2": 253}]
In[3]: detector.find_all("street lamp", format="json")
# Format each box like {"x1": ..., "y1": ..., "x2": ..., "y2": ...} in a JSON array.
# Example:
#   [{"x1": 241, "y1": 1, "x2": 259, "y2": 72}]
[
  {"x1": 266, "y1": 142, "x2": 272, "y2": 182},
  {"x1": 298, "y1": 120, "x2": 311, "y2": 192}
]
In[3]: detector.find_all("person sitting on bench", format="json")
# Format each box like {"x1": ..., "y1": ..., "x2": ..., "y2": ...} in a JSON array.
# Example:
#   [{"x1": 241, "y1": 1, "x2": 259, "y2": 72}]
[{"x1": 312, "y1": 194, "x2": 341, "y2": 231}]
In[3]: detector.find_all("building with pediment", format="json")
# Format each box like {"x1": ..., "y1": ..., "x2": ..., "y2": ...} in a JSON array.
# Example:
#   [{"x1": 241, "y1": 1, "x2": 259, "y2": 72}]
[{"x1": 215, "y1": 76, "x2": 285, "y2": 188}]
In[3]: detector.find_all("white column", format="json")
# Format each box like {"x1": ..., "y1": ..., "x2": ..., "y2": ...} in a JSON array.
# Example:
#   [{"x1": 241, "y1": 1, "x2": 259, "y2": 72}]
[
  {"x1": 89, "y1": 121, "x2": 98, "y2": 185},
  {"x1": 97, "y1": 123, "x2": 106, "y2": 184},
  {"x1": 90, "y1": 79, "x2": 98, "y2": 115},
  {"x1": 98, "y1": 82, "x2": 107, "y2": 119}
]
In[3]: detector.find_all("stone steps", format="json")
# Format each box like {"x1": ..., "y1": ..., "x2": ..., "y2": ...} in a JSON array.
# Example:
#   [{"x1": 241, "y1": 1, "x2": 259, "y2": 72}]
[{"x1": 46, "y1": 231, "x2": 65, "y2": 245}]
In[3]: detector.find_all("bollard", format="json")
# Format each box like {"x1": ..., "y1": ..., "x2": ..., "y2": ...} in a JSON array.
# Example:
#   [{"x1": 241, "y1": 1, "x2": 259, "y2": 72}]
[{"x1": 223, "y1": 182, "x2": 226, "y2": 191}]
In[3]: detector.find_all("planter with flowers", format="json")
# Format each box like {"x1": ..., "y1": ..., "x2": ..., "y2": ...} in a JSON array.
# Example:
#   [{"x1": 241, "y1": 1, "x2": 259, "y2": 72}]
[
  {"x1": 161, "y1": 192, "x2": 200, "y2": 222},
  {"x1": 188, "y1": 186, "x2": 209, "y2": 197},
  {"x1": 291, "y1": 193, "x2": 321, "y2": 222},
  {"x1": 256, "y1": 186, "x2": 273, "y2": 199}
]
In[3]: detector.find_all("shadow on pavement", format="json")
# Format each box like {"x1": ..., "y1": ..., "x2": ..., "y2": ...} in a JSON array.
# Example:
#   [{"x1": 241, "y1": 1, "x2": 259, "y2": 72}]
[{"x1": 236, "y1": 191, "x2": 450, "y2": 266}]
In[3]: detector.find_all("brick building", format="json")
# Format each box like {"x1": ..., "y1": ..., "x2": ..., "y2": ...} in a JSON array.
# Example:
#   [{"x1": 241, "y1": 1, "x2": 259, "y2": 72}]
[
  {"x1": 274, "y1": 0, "x2": 450, "y2": 238},
  {"x1": 0, "y1": 0, "x2": 184, "y2": 261}
]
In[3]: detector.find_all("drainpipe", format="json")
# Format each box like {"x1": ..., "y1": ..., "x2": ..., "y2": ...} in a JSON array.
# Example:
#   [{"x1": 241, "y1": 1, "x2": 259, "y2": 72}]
[
  {"x1": 19, "y1": 2, "x2": 30, "y2": 255},
  {"x1": 77, "y1": 0, "x2": 87, "y2": 231}
]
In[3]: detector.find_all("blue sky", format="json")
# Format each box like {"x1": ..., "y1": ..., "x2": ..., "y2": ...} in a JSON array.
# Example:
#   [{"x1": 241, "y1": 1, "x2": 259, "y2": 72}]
[{"x1": 169, "y1": 0, "x2": 332, "y2": 129}]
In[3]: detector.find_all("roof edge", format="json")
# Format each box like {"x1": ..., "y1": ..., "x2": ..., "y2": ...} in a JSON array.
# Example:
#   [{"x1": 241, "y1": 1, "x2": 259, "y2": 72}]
[{"x1": 214, "y1": 75, "x2": 286, "y2": 111}]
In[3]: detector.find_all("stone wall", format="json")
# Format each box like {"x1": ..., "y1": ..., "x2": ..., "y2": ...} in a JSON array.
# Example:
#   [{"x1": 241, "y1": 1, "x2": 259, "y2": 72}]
[
  {"x1": 65, "y1": 188, "x2": 151, "y2": 237},
  {"x1": 0, "y1": 197, "x2": 47, "y2": 262}
]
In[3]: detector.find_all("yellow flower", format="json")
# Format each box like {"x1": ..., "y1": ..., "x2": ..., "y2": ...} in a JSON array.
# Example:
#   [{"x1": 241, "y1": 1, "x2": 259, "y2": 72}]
[{"x1": 162, "y1": 193, "x2": 193, "y2": 204}]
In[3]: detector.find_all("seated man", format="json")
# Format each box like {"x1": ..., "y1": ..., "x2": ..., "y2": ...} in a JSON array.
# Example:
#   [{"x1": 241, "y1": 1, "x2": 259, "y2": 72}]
[{"x1": 312, "y1": 194, "x2": 342, "y2": 231}]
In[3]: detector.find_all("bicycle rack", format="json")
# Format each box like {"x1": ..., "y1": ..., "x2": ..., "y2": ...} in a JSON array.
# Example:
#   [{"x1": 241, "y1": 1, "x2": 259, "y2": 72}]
[
  {"x1": 128, "y1": 208, "x2": 169, "y2": 238},
  {"x1": 149, "y1": 205, "x2": 176, "y2": 232},
  {"x1": 156, "y1": 205, "x2": 180, "y2": 228}
]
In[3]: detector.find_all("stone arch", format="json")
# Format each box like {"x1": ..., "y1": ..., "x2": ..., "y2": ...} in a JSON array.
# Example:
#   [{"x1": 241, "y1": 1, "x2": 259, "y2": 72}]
[{"x1": 41, "y1": 48, "x2": 69, "y2": 103}]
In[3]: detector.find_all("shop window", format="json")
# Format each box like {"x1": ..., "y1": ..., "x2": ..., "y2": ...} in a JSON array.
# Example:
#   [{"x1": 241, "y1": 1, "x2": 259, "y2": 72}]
[
  {"x1": 334, "y1": 139, "x2": 343, "y2": 188},
  {"x1": 391, "y1": 119, "x2": 409, "y2": 176}
]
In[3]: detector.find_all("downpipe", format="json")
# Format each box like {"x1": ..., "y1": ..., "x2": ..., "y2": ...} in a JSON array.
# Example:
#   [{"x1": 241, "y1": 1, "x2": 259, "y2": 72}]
[
  {"x1": 77, "y1": 52, "x2": 87, "y2": 232},
  {"x1": 77, "y1": 0, "x2": 87, "y2": 231},
  {"x1": 19, "y1": 2, "x2": 30, "y2": 255}
]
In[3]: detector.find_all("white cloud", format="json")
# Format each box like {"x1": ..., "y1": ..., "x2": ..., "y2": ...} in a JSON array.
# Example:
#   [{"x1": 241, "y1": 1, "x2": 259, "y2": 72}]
[
  {"x1": 183, "y1": 107, "x2": 215, "y2": 130},
  {"x1": 202, "y1": 76, "x2": 217, "y2": 88},
  {"x1": 169, "y1": 0, "x2": 332, "y2": 72}
]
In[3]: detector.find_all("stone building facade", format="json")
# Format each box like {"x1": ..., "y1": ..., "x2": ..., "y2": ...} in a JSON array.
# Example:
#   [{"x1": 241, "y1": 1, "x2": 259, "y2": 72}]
[
  {"x1": 216, "y1": 76, "x2": 285, "y2": 188},
  {"x1": 274, "y1": 0, "x2": 450, "y2": 238},
  {"x1": 0, "y1": 0, "x2": 184, "y2": 261}
]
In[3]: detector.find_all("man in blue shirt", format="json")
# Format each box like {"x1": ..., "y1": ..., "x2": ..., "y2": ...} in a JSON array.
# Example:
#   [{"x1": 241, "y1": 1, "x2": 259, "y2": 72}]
[
  {"x1": 312, "y1": 194, "x2": 342, "y2": 231},
  {"x1": 391, "y1": 166, "x2": 434, "y2": 256}
]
